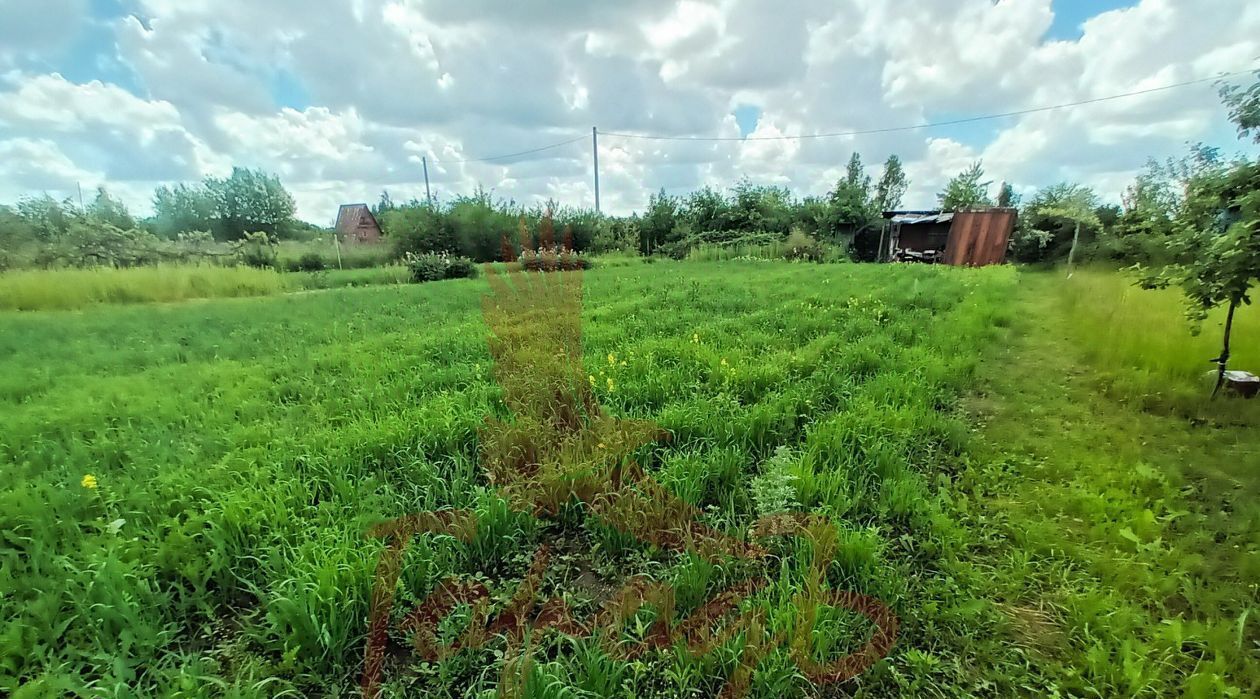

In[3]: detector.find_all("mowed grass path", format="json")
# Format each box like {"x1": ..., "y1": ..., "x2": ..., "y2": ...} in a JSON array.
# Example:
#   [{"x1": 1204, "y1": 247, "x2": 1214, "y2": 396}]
[{"x1": 2, "y1": 261, "x2": 1030, "y2": 698}]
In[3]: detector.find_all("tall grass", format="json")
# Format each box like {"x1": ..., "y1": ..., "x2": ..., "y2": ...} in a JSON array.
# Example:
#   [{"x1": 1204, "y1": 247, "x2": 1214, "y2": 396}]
[
  {"x1": 0, "y1": 265, "x2": 289, "y2": 311},
  {"x1": 277, "y1": 238, "x2": 394, "y2": 270},
  {"x1": 1055, "y1": 268, "x2": 1259, "y2": 410}
]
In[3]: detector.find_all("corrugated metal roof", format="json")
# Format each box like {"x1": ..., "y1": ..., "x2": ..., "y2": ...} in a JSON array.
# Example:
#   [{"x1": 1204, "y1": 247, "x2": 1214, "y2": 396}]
[{"x1": 891, "y1": 212, "x2": 953, "y2": 225}]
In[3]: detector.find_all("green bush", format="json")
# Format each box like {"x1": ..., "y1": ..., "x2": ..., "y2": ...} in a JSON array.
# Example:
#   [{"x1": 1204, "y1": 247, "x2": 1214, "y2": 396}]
[
  {"x1": 236, "y1": 232, "x2": 278, "y2": 269},
  {"x1": 290, "y1": 251, "x2": 327, "y2": 272},
  {"x1": 518, "y1": 247, "x2": 592, "y2": 271},
  {"x1": 404, "y1": 252, "x2": 477, "y2": 282},
  {"x1": 782, "y1": 228, "x2": 826, "y2": 262},
  {"x1": 444, "y1": 256, "x2": 478, "y2": 279}
]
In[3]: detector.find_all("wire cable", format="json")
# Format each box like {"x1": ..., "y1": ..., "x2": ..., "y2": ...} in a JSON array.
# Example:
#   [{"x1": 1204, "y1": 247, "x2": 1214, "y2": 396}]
[
  {"x1": 598, "y1": 68, "x2": 1259, "y2": 142},
  {"x1": 430, "y1": 135, "x2": 587, "y2": 164}
]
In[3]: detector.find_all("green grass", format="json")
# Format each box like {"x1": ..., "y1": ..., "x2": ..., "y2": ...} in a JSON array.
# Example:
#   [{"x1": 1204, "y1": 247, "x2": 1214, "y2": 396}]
[
  {"x1": 1056, "y1": 268, "x2": 1260, "y2": 415},
  {"x1": 958, "y1": 270, "x2": 1259, "y2": 698},
  {"x1": 0, "y1": 261, "x2": 1025, "y2": 697},
  {"x1": 1, "y1": 262, "x2": 1254, "y2": 698},
  {"x1": 0, "y1": 265, "x2": 289, "y2": 311},
  {"x1": 289, "y1": 265, "x2": 411, "y2": 290},
  {"x1": 277, "y1": 238, "x2": 394, "y2": 271}
]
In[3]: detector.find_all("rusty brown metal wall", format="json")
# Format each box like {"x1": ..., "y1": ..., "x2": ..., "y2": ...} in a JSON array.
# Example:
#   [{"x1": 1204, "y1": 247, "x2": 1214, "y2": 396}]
[{"x1": 942, "y1": 208, "x2": 1016, "y2": 266}]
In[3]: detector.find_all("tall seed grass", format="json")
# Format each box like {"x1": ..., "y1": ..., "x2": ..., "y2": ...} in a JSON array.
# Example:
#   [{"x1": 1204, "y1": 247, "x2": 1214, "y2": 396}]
[
  {"x1": 0, "y1": 265, "x2": 290, "y2": 311},
  {"x1": 1056, "y1": 269, "x2": 1259, "y2": 410}
]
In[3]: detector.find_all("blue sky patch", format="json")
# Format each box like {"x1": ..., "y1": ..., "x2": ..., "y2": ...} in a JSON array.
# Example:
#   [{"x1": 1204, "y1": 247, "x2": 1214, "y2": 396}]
[
  {"x1": 733, "y1": 104, "x2": 761, "y2": 138},
  {"x1": 1045, "y1": 0, "x2": 1136, "y2": 41}
]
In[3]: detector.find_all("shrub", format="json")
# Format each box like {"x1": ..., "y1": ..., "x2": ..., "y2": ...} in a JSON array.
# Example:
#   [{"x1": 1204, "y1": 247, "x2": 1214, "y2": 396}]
[
  {"x1": 782, "y1": 228, "x2": 826, "y2": 262},
  {"x1": 444, "y1": 256, "x2": 478, "y2": 279},
  {"x1": 404, "y1": 251, "x2": 477, "y2": 282},
  {"x1": 291, "y1": 252, "x2": 327, "y2": 272},
  {"x1": 236, "y1": 232, "x2": 278, "y2": 269},
  {"x1": 518, "y1": 247, "x2": 592, "y2": 271}
]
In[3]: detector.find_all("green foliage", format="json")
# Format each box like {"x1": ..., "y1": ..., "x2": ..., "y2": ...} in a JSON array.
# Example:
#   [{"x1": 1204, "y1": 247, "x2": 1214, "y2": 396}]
[
  {"x1": 996, "y1": 182, "x2": 1019, "y2": 208},
  {"x1": 826, "y1": 153, "x2": 879, "y2": 239},
  {"x1": 1057, "y1": 269, "x2": 1259, "y2": 413},
  {"x1": 750, "y1": 446, "x2": 800, "y2": 516},
  {"x1": 519, "y1": 247, "x2": 592, "y2": 271},
  {"x1": 291, "y1": 251, "x2": 327, "y2": 272},
  {"x1": 1219, "y1": 70, "x2": 1260, "y2": 143},
  {"x1": 0, "y1": 265, "x2": 288, "y2": 310},
  {"x1": 938, "y1": 161, "x2": 993, "y2": 210},
  {"x1": 152, "y1": 182, "x2": 216, "y2": 239},
  {"x1": 780, "y1": 228, "x2": 825, "y2": 262},
  {"x1": 1010, "y1": 183, "x2": 1102, "y2": 263},
  {"x1": 205, "y1": 167, "x2": 298, "y2": 241},
  {"x1": 85, "y1": 187, "x2": 135, "y2": 230},
  {"x1": 235, "y1": 231, "x2": 279, "y2": 269},
  {"x1": 874, "y1": 154, "x2": 909, "y2": 213},
  {"x1": 405, "y1": 251, "x2": 479, "y2": 282},
  {"x1": 1139, "y1": 160, "x2": 1260, "y2": 319},
  {"x1": 0, "y1": 261, "x2": 1029, "y2": 697}
]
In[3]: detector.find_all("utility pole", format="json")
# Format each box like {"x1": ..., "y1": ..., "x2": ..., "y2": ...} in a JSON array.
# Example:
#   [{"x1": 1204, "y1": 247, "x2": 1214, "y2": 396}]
[
  {"x1": 422, "y1": 156, "x2": 432, "y2": 205},
  {"x1": 77, "y1": 181, "x2": 85, "y2": 211},
  {"x1": 592, "y1": 126, "x2": 600, "y2": 214}
]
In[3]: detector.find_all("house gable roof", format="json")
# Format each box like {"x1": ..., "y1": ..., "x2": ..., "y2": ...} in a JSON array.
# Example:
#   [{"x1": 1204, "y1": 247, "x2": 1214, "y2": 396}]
[{"x1": 335, "y1": 203, "x2": 379, "y2": 232}]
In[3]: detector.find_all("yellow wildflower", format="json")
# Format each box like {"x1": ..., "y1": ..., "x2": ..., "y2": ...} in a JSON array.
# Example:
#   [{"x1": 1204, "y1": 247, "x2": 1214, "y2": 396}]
[
  {"x1": 80, "y1": 474, "x2": 98, "y2": 489},
  {"x1": 607, "y1": 352, "x2": 616, "y2": 365},
  {"x1": 588, "y1": 374, "x2": 596, "y2": 386},
  {"x1": 692, "y1": 333, "x2": 699, "y2": 344},
  {"x1": 606, "y1": 377, "x2": 615, "y2": 391},
  {"x1": 720, "y1": 357, "x2": 728, "y2": 367},
  {"x1": 620, "y1": 360, "x2": 627, "y2": 366},
  {"x1": 597, "y1": 442, "x2": 606, "y2": 449}
]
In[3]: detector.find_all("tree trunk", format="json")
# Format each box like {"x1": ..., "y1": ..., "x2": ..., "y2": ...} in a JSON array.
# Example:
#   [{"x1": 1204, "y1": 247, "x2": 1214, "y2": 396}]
[
  {"x1": 1066, "y1": 220, "x2": 1081, "y2": 277},
  {"x1": 1211, "y1": 299, "x2": 1238, "y2": 399}
]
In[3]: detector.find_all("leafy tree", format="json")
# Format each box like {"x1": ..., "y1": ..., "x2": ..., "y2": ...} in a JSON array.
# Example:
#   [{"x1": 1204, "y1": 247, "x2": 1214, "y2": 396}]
[
  {"x1": 372, "y1": 190, "x2": 396, "y2": 217},
  {"x1": 86, "y1": 187, "x2": 135, "y2": 230},
  {"x1": 683, "y1": 186, "x2": 730, "y2": 234},
  {"x1": 827, "y1": 153, "x2": 878, "y2": 238},
  {"x1": 204, "y1": 167, "x2": 297, "y2": 240},
  {"x1": 874, "y1": 155, "x2": 909, "y2": 212},
  {"x1": 16, "y1": 194, "x2": 78, "y2": 240},
  {"x1": 1219, "y1": 70, "x2": 1260, "y2": 143},
  {"x1": 1011, "y1": 183, "x2": 1100, "y2": 264},
  {"x1": 639, "y1": 188, "x2": 679, "y2": 255},
  {"x1": 938, "y1": 161, "x2": 993, "y2": 210},
  {"x1": 1138, "y1": 82, "x2": 1260, "y2": 398},
  {"x1": 1140, "y1": 159, "x2": 1260, "y2": 397},
  {"x1": 996, "y1": 182, "x2": 1020, "y2": 208},
  {"x1": 152, "y1": 183, "x2": 215, "y2": 240},
  {"x1": 728, "y1": 179, "x2": 794, "y2": 236}
]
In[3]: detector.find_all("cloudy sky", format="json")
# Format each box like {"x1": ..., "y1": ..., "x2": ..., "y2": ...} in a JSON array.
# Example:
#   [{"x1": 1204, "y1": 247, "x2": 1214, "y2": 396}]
[{"x1": 1, "y1": 0, "x2": 1257, "y2": 223}]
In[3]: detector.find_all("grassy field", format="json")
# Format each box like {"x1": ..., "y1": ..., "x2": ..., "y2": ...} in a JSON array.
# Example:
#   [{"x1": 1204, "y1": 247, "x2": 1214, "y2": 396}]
[
  {"x1": 0, "y1": 265, "x2": 415, "y2": 311},
  {"x1": 960, "y1": 271, "x2": 1259, "y2": 698},
  {"x1": 0, "y1": 266, "x2": 289, "y2": 311},
  {"x1": 1056, "y1": 269, "x2": 1260, "y2": 416},
  {"x1": 0, "y1": 261, "x2": 1255, "y2": 698}
]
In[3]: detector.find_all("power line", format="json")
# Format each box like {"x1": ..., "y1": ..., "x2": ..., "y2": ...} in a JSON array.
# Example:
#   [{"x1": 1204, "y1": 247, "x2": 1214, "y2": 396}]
[
  {"x1": 599, "y1": 68, "x2": 1259, "y2": 142},
  {"x1": 429, "y1": 135, "x2": 586, "y2": 164}
]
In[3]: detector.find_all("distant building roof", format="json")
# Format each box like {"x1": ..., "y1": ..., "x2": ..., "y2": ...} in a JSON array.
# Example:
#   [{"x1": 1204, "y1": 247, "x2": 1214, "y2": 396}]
[{"x1": 335, "y1": 203, "x2": 378, "y2": 231}]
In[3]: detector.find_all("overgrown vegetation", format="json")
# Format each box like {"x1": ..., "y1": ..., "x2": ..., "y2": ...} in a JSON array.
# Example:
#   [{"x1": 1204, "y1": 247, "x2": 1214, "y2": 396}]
[
  {"x1": 0, "y1": 265, "x2": 288, "y2": 310},
  {"x1": 2, "y1": 261, "x2": 1029, "y2": 697}
]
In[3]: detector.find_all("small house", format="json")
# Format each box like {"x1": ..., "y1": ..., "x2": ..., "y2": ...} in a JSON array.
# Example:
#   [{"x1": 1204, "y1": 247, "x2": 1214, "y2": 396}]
[
  {"x1": 878, "y1": 208, "x2": 1017, "y2": 266},
  {"x1": 335, "y1": 203, "x2": 383, "y2": 244}
]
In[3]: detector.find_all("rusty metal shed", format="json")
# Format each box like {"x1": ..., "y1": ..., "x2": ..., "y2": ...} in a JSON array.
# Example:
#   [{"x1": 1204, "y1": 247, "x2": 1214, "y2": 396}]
[{"x1": 880, "y1": 208, "x2": 1017, "y2": 267}]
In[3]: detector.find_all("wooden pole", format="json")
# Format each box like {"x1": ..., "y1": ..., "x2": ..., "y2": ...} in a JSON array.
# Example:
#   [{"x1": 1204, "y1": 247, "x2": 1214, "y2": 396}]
[
  {"x1": 1211, "y1": 298, "x2": 1237, "y2": 399},
  {"x1": 422, "y1": 156, "x2": 432, "y2": 205},
  {"x1": 592, "y1": 126, "x2": 600, "y2": 214},
  {"x1": 1066, "y1": 219, "x2": 1082, "y2": 277}
]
